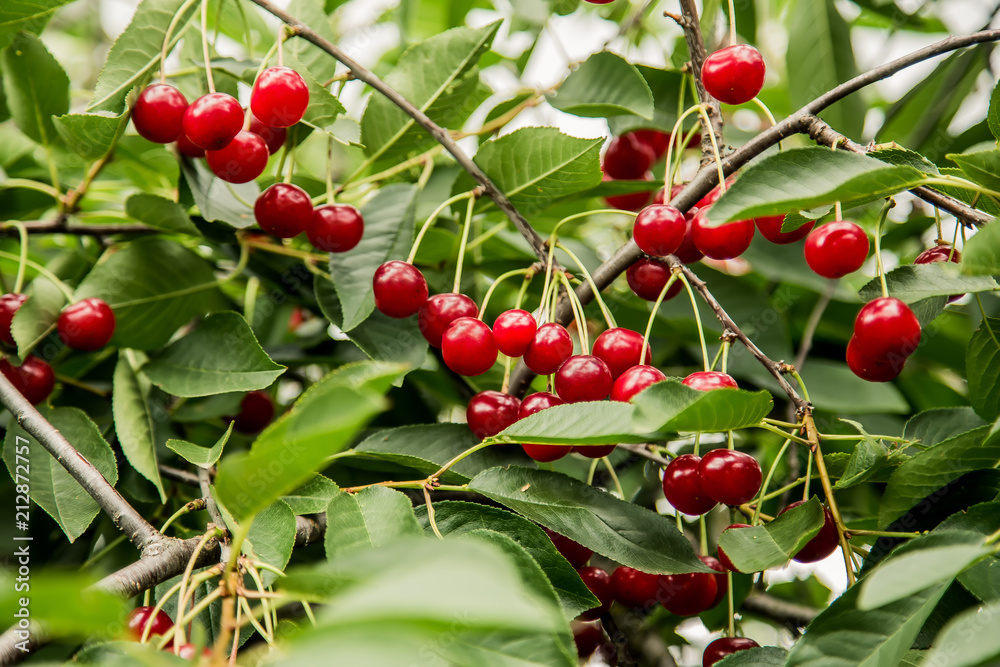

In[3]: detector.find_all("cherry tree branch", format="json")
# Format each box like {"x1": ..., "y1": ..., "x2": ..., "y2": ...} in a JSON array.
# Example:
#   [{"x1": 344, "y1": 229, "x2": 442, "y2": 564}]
[
  {"x1": 1, "y1": 217, "x2": 155, "y2": 236},
  {"x1": 674, "y1": 0, "x2": 725, "y2": 161}
]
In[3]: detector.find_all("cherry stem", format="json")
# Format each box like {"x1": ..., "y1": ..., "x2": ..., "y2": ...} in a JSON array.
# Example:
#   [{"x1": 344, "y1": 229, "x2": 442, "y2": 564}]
[
  {"x1": 160, "y1": 0, "x2": 198, "y2": 84},
  {"x1": 406, "y1": 191, "x2": 474, "y2": 265},
  {"x1": 515, "y1": 271, "x2": 533, "y2": 310},
  {"x1": 848, "y1": 529, "x2": 921, "y2": 539},
  {"x1": 874, "y1": 198, "x2": 894, "y2": 299},
  {"x1": 752, "y1": 438, "x2": 793, "y2": 526},
  {"x1": 452, "y1": 195, "x2": 476, "y2": 294},
  {"x1": 708, "y1": 343, "x2": 725, "y2": 371},
  {"x1": 693, "y1": 431, "x2": 701, "y2": 457},
  {"x1": 695, "y1": 105, "x2": 727, "y2": 193},
  {"x1": 560, "y1": 272, "x2": 590, "y2": 353},
  {"x1": 538, "y1": 238, "x2": 560, "y2": 324},
  {"x1": 802, "y1": 450, "x2": 813, "y2": 502},
  {"x1": 424, "y1": 485, "x2": 445, "y2": 539},
  {"x1": 243, "y1": 562, "x2": 275, "y2": 641},
  {"x1": 926, "y1": 175, "x2": 1000, "y2": 208},
  {"x1": 727, "y1": 0, "x2": 737, "y2": 45},
  {"x1": 325, "y1": 135, "x2": 335, "y2": 204},
  {"x1": 751, "y1": 98, "x2": 782, "y2": 150},
  {"x1": 173, "y1": 527, "x2": 223, "y2": 645},
  {"x1": 934, "y1": 206, "x2": 944, "y2": 241},
  {"x1": 755, "y1": 422, "x2": 810, "y2": 445},
  {"x1": 200, "y1": 0, "x2": 216, "y2": 93},
  {"x1": 698, "y1": 515, "x2": 708, "y2": 556},
  {"x1": 339, "y1": 146, "x2": 442, "y2": 195},
  {"x1": 276, "y1": 24, "x2": 285, "y2": 67},
  {"x1": 721, "y1": 339, "x2": 730, "y2": 373},
  {"x1": 586, "y1": 458, "x2": 599, "y2": 485},
  {"x1": 804, "y1": 413, "x2": 856, "y2": 586},
  {"x1": 284, "y1": 143, "x2": 296, "y2": 183},
  {"x1": 477, "y1": 268, "x2": 533, "y2": 320},
  {"x1": 555, "y1": 242, "x2": 616, "y2": 329},
  {"x1": 640, "y1": 272, "x2": 679, "y2": 363},
  {"x1": 666, "y1": 123, "x2": 701, "y2": 195},
  {"x1": 601, "y1": 457, "x2": 625, "y2": 498},
  {"x1": 976, "y1": 295, "x2": 1000, "y2": 349},
  {"x1": 678, "y1": 272, "x2": 711, "y2": 371},
  {"x1": 12, "y1": 223, "x2": 28, "y2": 294},
  {"x1": 500, "y1": 352, "x2": 513, "y2": 393},
  {"x1": 788, "y1": 369, "x2": 811, "y2": 404},
  {"x1": 664, "y1": 104, "x2": 705, "y2": 195},
  {"x1": 727, "y1": 572, "x2": 735, "y2": 637},
  {"x1": 0, "y1": 250, "x2": 75, "y2": 300}
]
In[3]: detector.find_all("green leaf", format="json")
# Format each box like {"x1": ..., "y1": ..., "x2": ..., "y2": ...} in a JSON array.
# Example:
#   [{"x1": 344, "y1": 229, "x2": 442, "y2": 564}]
[
  {"x1": 962, "y1": 220, "x2": 1000, "y2": 276},
  {"x1": 125, "y1": 193, "x2": 201, "y2": 235},
  {"x1": 1, "y1": 32, "x2": 68, "y2": 145},
  {"x1": 923, "y1": 598, "x2": 1000, "y2": 667},
  {"x1": 53, "y1": 110, "x2": 125, "y2": 159},
  {"x1": 325, "y1": 486, "x2": 421, "y2": 560},
  {"x1": 858, "y1": 543, "x2": 992, "y2": 610},
  {"x1": 549, "y1": 51, "x2": 653, "y2": 119},
  {"x1": 716, "y1": 498, "x2": 825, "y2": 572},
  {"x1": 870, "y1": 146, "x2": 940, "y2": 174},
  {"x1": 495, "y1": 401, "x2": 649, "y2": 445},
  {"x1": 834, "y1": 420, "x2": 889, "y2": 489},
  {"x1": 967, "y1": 317, "x2": 1000, "y2": 421},
  {"x1": 361, "y1": 22, "x2": 499, "y2": 165},
  {"x1": 165, "y1": 422, "x2": 232, "y2": 468},
  {"x1": 178, "y1": 158, "x2": 258, "y2": 228},
  {"x1": 949, "y1": 150, "x2": 1000, "y2": 194},
  {"x1": 989, "y1": 80, "x2": 1000, "y2": 141},
  {"x1": 88, "y1": 0, "x2": 197, "y2": 112},
  {"x1": 857, "y1": 263, "x2": 998, "y2": 303},
  {"x1": 10, "y1": 276, "x2": 65, "y2": 357},
  {"x1": 244, "y1": 500, "x2": 296, "y2": 585},
  {"x1": 281, "y1": 474, "x2": 339, "y2": 515},
  {"x1": 414, "y1": 500, "x2": 600, "y2": 620},
  {"x1": 325, "y1": 184, "x2": 419, "y2": 331},
  {"x1": 0, "y1": 571, "x2": 123, "y2": 637},
  {"x1": 714, "y1": 647, "x2": 788, "y2": 666},
  {"x1": 631, "y1": 379, "x2": 774, "y2": 433},
  {"x1": 141, "y1": 312, "x2": 285, "y2": 397},
  {"x1": 74, "y1": 237, "x2": 219, "y2": 350},
  {"x1": 705, "y1": 147, "x2": 927, "y2": 226},
  {"x1": 285, "y1": 0, "x2": 338, "y2": 85},
  {"x1": 608, "y1": 65, "x2": 688, "y2": 137},
  {"x1": 2, "y1": 407, "x2": 118, "y2": 541},
  {"x1": 462, "y1": 127, "x2": 603, "y2": 215},
  {"x1": 904, "y1": 407, "x2": 987, "y2": 447},
  {"x1": 285, "y1": 52, "x2": 344, "y2": 132},
  {"x1": 469, "y1": 466, "x2": 708, "y2": 574},
  {"x1": 0, "y1": 0, "x2": 75, "y2": 48},
  {"x1": 113, "y1": 350, "x2": 166, "y2": 501},
  {"x1": 879, "y1": 426, "x2": 1000, "y2": 528}
]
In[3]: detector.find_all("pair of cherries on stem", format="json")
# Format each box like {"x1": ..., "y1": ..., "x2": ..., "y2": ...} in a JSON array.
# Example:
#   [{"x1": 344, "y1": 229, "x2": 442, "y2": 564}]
[
  {"x1": 125, "y1": 606, "x2": 211, "y2": 660},
  {"x1": 254, "y1": 184, "x2": 364, "y2": 253}
]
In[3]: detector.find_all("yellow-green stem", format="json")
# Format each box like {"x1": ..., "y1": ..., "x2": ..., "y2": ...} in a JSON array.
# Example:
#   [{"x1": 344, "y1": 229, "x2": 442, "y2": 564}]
[
  {"x1": 678, "y1": 273, "x2": 711, "y2": 371},
  {"x1": 407, "y1": 192, "x2": 474, "y2": 264}
]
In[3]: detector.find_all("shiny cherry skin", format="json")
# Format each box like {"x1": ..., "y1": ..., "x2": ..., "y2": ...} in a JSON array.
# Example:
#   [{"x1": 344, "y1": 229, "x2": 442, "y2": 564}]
[
  {"x1": 176, "y1": 133, "x2": 205, "y2": 158},
  {"x1": 58, "y1": 298, "x2": 116, "y2": 350},
  {"x1": 231, "y1": 390, "x2": 275, "y2": 434},
  {"x1": 695, "y1": 176, "x2": 738, "y2": 209},
  {"x1": 466, "y1": 390, "x2": 520, "y2": 439},
  {"x1": 418, "y1": 293, "x2": 477, "y2": 347},
  {"x1": 847, "y1": 336, "x2": 902, "y2": 382},
  {"x1": 626, "y1": 258, "x2": 682, "y2": 302},
  {"x1": 206, "y1": 130, "x2": 269, "y2": 183},
  {"x1": 660, "y1": 570, "x2": 718, "y2": 616},
  {"x1": 611, "y1": 566, "x2": 661, "y2": 608},
  {"x1": 0, "y1": 357, "x2": 55, "y2": 405},
  {"x1": 250, "y1": 66, "x2": 310, "y2": 128},
  {"x1": 683, "y1": 371, "x2": 738, "y2": 391},
  {"x1": 442, "y1": 317, "x2": 498, "y2": 376},
  {"x1": 575, "y1": 444, "x2": 617, "y2": 459},
  {"x1": 519, "y1": 393, "x2": 572, "y2": 462},
  {"x1": 308, "y1": 204, "x2": 364, "y2": 253},
  {"x1": 698, "y1": 449, "x2": 762, "y2": 506},
  {"x1": 592, "y1": 327, "x2": 651, "y2": 380},
  {"x1": 701, "y1": 45, "x2": 766, "y2": 105},
  {"x1": 603, "y1": 171, "x2": 653, "y2": 211},
  {"x1": 701, "y1": 555, "x2": 728, "y2": 607},
  {"x1": 126, "y1": 605, "x2": 173, "y2": 641},
  {"x1": 248, "y1": 116, "x2": 286, "y2": 154},
  {"x1": 572, "y1": 621, "x2": 608, "y2": 659},
  {"x1": 133, "y1": 84, "x2": 188, "y2": 144},
  {"x1": 717, "y1": 523, "x2": 752, "y2": 572},
  {"x1": 493, "y1": 309, "x2": 537, "y2": 357},
  {"x1": 662, "y1": 454, "x2": 717, "y2": 516},
  {"x1": 0, "y1": 293, "x2": 28, "y2": 346},
  {"x1": 853, "y1": 297, "x2": 921, "y2": 360},
  {"x1": 584, "y1": 0, "x2": 616, "y2": 4},
  {"x1": 676, "y1": 208, "x2": 707, "y2": 264},
  {"x1": 692, "y1": 208, "x2": 755, "y2": 260},
  {"x1": 703, "y1": 637, "x2": 761, "y2": 667},
  {"x1": 544, "y1": 527, "x2": 592, "y2": 567},
  {"x1": 633, "y1": 205, "x2": 687, "y2": 257},
  {"x1": 804, "y1": 221, "x2": 870, "y2": 279},
  {"x1": 554, "y1": 355, "x2": 613, "y2": 403},
  {"x1": 779, "y1": 500, "x2": 840, "y2": 563},
  {"x1": 603, "y1": 134, "x2": 655, "y2": 179},
  {"x1": 630, "y1": 129, "x2": 671, "y2": 158},
  {"x1": 182, "y1": 92, "x2": 244, "y2": 150},
  {"x1": 577, "y1": 566, "x2": 613, "y2": 621},
  {"x1": 915, "y1": 244, "x2": 963, "y2": 302},
  {"x1": 523, "y1": 322, "x2": 573, "y2": 375},
  {"x1": 254, "y1": 183, "x2": 313, "y2": 238},
  {"x1": 754, "y1": 215, "x2": 814, "y2": 244},
  {"x1": 611, "y1": 365, "x2": 666, "y2": 403},
  {"x1": 373, "y1": 261, "x2": 428, "y2": 318}
]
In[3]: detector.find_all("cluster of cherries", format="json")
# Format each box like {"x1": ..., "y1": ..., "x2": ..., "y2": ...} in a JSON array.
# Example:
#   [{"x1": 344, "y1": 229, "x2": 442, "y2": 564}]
[
  {"x1": 125, "y1": 606, "x2": 211, "y2": 661},
  {"x1": 0, "y1": 294, "x2": 116, "y2": 404}
]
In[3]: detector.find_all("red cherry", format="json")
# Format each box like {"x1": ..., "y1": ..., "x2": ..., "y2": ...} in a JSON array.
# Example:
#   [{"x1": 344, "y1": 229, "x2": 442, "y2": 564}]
[
  {"x1": 519, "y1": 392, "x2": 572, "y2": 462},
  {"x1": 418, "y1": 293, "x2": 477, "y2": 347},
  {"x1": 126, "y1": 606, "x2": 173, "y2": 641},
  {"x1": 804, "y1": 221, "x2": 870, "y2": 279},
  {"x1": 572, "y1": 621, "x2": 607, "y2": 659},
  {"x1": 230, "y1": 390, "x2": 274, "y2": 434},
  {"x1": 206, "y1": 131, "x2": 269, "y2": 183},
  {"x1": 544, "y1": 527, "x2": 592, "y2": 567},
  {"x1": 701, "y1": 45, "x2": 766, "y2": 105},
  {"x1": 0, "y1": 293, "x2": 28, "y2": 346},
  {"x1": 466, "y1": 390, "x2": 520, "y2": 439},
  {"x1": 248, "y1": 115, "x2": 287, "y2": 154},
  {"x1": 308, "y1": 204, "x2": 364, "y2": 253},
  {"x1": 519, "y1": 391, "x2": 565, "y2": 418},
  {"x1": 603, "y1": 134, "x2": 655, "y2": 179},
  {"x1": 682, "y1": 371, "x2": 738, "y2": 391},
  {"x1": 692, "y1": 208, "x2": 754, "y2": 260},
  {"x1": 700, "y1": 555, "x2": 728, "y2": 607},
  {"x1": 603, "y1": 171, "x2": 653, "y2": 211},
  {"x1": 662, "y1": 454, "x2": 717, "y2": 516},
  {"x1": 853, "y1": 297, "x2": 921, "y2": 360},
  {"x1": 554, "y1": 355, "x2": 613, "y2": 403},
  {"x1": 611, "y1": 364, "x2": 666, "y2": 402},
  {"x1": 250, "y1": 66, "x2": 310, "y2": 128},
  {"x1": 0, "y1": 357, "x2": 55, "y2": 405},
  {"x1": 592, "y1": 328, "x2": 651, "y2": 380},
  {"x1": 717, "y1": 523, "x2": 752, "y2": 572},
  {"x1": 373, "y1": 261, "x2": 428, "y2": 319},
  {"x1": 577, "y1": 566, "x2": 613, "y2": 621},
  {"x1": 633, "y1": 204, "x2": 687, "y2": 257},
  {"x1": 173, "y1": 643, "x2": 212, "y2": 660},
  {"x1": 254, "y1": 183, "x2": 313, "y2": 238},
  {"x1": 442, "y1": 318, "x2": 498, "y2": 376},
  {"x1": 703, "y1": 637, "x2": 761, "y2": 667},
  {"x1": 611, "y1": 566, "x2": 661, "y2": 608},
  {"x1": 523, "y1": 323, "x2": 573, "y2": 375},
  {"x1": 675, "y1": 208, "x2": 707, "y2": 264},
  {"x1": 575, "y1": 444, "x2": 617, "y2": 459},
  {"x1": 626, "y1": 258, "x2": 682, "y2": 302},
  {"x1": 182, "y1": 93, "x2": 244, "y2": 150},
  {"x1": 522, "y1": 442, "x2": 572, "y2": 462},
  {"x1": 846, "y1": 336, "x2": 902, "y2": 383},
  {"x1": 754, "y1": 215, "x2": 814, "y2": 244},
  {"x1": 584, "y1": 0, "x2": 616, "y2": 3},
  {"x1": 133, "y1": 84, "x2": 188, "y2": 144},
  {"x1": 176, "y1": 133, "x2": 205, "y2": 158},
  {"x1": 660, "y1": 570, "x2": 718, "y2": 616},
  {"x1": 779, "y1": 500, "x2": 840, "y2": 563},
  {"x1": 288, "y1": 306, "x2": 307, "y2": 332},
  {"x1": 698, "y1": 449, "x2": 761, "y2": 506},
  {"x1": 58, "y1": 298, "x2": 115, "y2": 350},
  {"x1": 915, "y1": 245, "x2": 963, "y2": 302},
  {"x1": 630, "y1": 129, "x2": 672, "y2": 158},
  {"x1": 493, "y1": 309, "x2": 537, "y2": 357}
]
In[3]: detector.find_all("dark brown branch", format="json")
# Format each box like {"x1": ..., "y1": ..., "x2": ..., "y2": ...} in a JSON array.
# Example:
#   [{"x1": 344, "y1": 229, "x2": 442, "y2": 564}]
[
  {"x1": 618, "y1": 443, "x2": 671, "y2": 467},
  {"x1": 676, "y1": 0, "x2": 725, "y2": 162},
  {"x1": 247, "y1": 0, "x2": 552, "y2": 264},
  {"x1": 159, "y1": 463, "x2": 202, "y2": 486},
  {"x1": 1, "y1": 216, "x2": 155, "y2": 236},
  {"x1": 742, "y1": 590, "x2": 819, "y2": 626}
]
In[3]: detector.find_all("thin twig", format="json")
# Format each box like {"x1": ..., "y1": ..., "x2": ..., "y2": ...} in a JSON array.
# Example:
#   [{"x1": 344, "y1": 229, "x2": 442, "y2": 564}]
[{"x1": 793, "y1": 279, "x2": 837, "y2": 371}]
